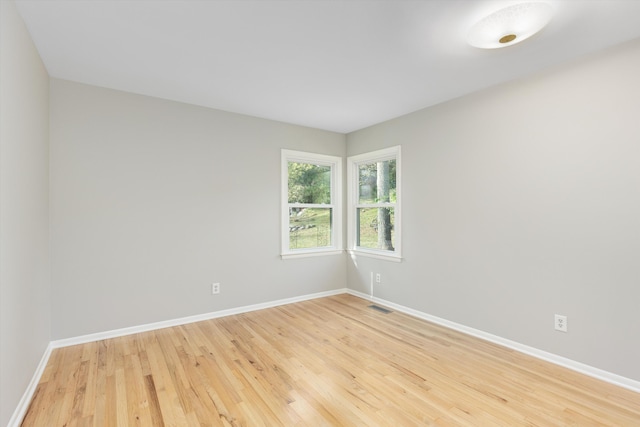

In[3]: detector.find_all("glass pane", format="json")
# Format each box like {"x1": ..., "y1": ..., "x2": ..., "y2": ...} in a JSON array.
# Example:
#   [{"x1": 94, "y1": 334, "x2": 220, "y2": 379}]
[
  {"x1": 289, "y1": 208, "x2": 332, "y2": 249},
  {"x1": 358, "y1": 159, "x2": 396, "y2": 204},
  {"x1": 288, "y1": 162, "x2": 331, "y2": 204},
  {"x1": 357, "y1": 207, "x2": 395, "y2": 251}
]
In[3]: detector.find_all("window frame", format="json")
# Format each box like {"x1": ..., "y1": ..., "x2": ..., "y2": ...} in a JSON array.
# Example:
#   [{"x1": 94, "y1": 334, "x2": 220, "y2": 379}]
[
  {"x1": 347, "y1": 146, "x2": 401, "y2": 262},
  {"x1": 281, "y1": 149, "x2": 343, "y2": 259}
]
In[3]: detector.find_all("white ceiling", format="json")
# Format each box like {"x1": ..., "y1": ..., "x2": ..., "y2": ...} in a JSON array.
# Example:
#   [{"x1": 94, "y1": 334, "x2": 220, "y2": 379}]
[{"x1": 14, "y1": 0, "x2": 640, "y2": 133}]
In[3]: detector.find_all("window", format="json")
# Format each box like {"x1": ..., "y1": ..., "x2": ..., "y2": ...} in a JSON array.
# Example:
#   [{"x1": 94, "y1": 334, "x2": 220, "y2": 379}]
[
  {"x1": 348, "y1": 146, "x2": 401, "y2": 261},
  {"x1": 281, "y1": 150, "x2": 342, "y2": 259}
]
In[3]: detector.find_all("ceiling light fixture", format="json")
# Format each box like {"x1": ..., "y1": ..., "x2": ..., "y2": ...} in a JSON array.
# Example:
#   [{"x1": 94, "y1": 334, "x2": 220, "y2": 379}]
[{"x1": 467, "y1": 2, "x2": 554, "y2": 49}]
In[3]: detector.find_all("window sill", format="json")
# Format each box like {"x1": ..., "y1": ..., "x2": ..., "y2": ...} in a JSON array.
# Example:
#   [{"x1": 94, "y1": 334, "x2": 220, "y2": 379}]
[
  {"x1": 347, "y1": 249, "x2": 402, "y2": 263},
  {"x1": 281, "y1": 249, "x2": 344, "y2": 260}
]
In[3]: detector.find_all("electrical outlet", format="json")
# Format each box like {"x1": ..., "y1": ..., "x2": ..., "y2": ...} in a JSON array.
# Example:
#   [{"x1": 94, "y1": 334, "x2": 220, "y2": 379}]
[
  {"x1": 375, "y1": 273, "x2": 381, "y2": 283},
  {"x1": 554, "y1": 314, "x2": 567, "y2": 332},
  {"x1": 212, "y1": 283, "x2": 220, "y2": 294}
]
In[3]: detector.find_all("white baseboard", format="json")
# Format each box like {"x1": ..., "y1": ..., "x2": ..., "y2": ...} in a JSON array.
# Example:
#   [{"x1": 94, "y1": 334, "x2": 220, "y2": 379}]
[
  {"x1": 10, "y1": 288, "x2": 346, "y2": 426},
  {"x1": 14, "y1": 286, "x2": 638, "y2": 427},
  {"x1": 8, "y1": 343, "x2": 53, "y2": 427},
  {"x1": 51, "y1": 288, "x2": 348, "y2": 349},
  {"x1": 347, "y1": 289, "x2": 640, "y2": 394}
]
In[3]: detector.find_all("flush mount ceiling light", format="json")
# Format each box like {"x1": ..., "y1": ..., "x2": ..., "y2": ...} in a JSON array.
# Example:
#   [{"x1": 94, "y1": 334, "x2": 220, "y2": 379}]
[{"x1": 468, "y1": 2, "x2": 554, "y2": 49}]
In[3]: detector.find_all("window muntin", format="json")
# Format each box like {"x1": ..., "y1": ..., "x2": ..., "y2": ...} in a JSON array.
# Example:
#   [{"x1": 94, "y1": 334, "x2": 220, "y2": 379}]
[
  {"x1": 348, "y1": 146, "x2": 401, "y2": 260},
  {"x1": 282, "y1": 150, "x2": 342, "y2": 258}
]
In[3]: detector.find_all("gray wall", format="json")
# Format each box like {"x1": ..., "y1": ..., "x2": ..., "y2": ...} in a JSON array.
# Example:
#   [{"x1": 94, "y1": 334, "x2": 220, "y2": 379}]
[
  {"x1": 50, "y1": 79, "x2": 347, "y2": 339},
  {"x1": 346, "y1": 38, "x2": 640, "y2": 381},
  {"x1": 0, "y1": 1, "x2": 51, "y2": 425}
]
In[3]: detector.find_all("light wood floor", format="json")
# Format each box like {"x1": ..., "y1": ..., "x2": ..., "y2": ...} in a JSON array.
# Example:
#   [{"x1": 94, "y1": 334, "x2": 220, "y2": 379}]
[{"x1": 22, "y1": 294, "x2": 640, "y2": 426}]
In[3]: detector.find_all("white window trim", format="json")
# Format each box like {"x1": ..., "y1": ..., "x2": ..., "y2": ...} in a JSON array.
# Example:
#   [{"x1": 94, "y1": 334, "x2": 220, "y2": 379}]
[
  {"x1": 281, "y1": 149, "x2": 343, "y2": 259},
  {"x1": 347, "y1": 146, "x2": 402, "y2": 261}
]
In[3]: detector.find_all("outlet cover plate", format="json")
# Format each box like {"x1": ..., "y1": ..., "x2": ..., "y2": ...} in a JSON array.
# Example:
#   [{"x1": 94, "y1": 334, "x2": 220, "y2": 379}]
[{"x1": 554, "y1": 314, "x2": 567, "y2": 332}]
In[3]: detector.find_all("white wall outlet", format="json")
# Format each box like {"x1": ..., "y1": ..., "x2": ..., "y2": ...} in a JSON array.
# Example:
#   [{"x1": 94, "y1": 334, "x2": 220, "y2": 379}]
[
  {"x1": 554, "y1": 314, "x2": 567, "y2": 332},
  {"x1": 375, "y1": 273, "x2": 381, "y2": 283},
  {"x1": 212, "y1": 283, "x2": 220, "y2": 294}
]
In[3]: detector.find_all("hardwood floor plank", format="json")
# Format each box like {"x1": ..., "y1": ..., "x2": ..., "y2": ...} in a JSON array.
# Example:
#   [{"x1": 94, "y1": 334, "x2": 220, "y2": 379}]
[
  {"x1": 143, "y1": 375, "x2": 165, "y2": 427},
  {"x1": 21, "y1": 294, "x2": 640, "y2": 426}
]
